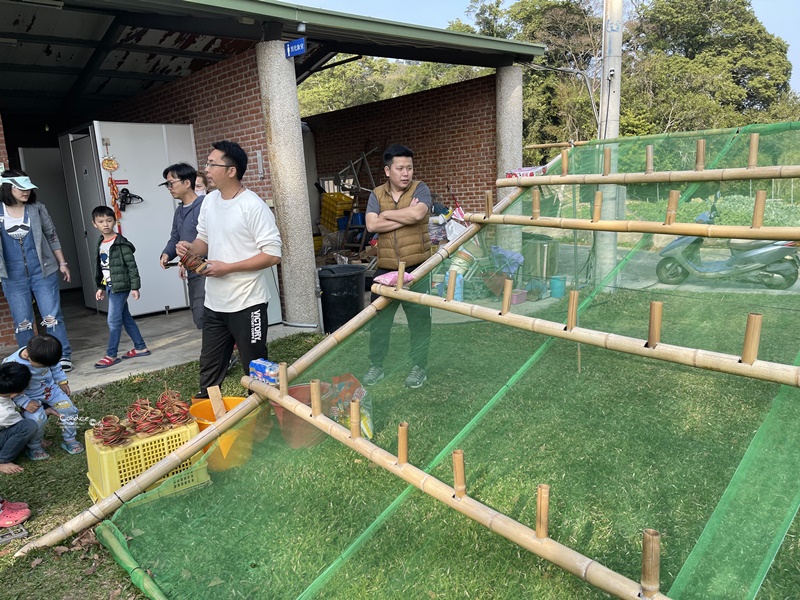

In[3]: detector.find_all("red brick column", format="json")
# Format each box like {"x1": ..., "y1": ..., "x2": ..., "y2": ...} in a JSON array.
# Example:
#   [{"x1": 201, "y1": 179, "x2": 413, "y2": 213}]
[{"x1": 0, "y1": 115, "x2": 17, "y2": 348}]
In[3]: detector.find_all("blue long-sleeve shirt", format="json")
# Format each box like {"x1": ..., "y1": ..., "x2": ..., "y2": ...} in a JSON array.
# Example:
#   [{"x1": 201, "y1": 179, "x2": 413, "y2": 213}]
[
  {"x1": 3, "y1": 347, "x2": 67, "y2": 408},
  {"x1": 161, "y1": 196, "x2": 204, "y2": 278}
]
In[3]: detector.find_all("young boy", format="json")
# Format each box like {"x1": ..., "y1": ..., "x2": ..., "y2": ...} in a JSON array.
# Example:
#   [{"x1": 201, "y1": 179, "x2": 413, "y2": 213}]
[
  {"x1": 4, "y1": 334, "x2": 82, "y2": 459},
  {"x1": 0, "y1": 362, "x2": 36, "y2": 527},
  {"x1": 91, "y1": 206, "x2": 150, "y2": 369}
]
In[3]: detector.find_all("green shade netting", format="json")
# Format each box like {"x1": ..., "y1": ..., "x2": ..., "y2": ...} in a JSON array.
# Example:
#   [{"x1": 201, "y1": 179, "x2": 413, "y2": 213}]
[{"x1": 97, "y1": 122, "x2": 800, "y2": 599}]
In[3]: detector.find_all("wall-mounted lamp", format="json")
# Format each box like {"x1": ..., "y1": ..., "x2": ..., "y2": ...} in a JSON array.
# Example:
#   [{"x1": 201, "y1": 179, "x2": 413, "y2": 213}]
[{"x1": 297, "y1": 22, "x2": 307, "y2": 33}]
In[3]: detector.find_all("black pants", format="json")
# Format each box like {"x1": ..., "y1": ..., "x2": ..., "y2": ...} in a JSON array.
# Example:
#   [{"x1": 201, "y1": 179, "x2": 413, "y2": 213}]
[
  {"x1": 198, "y1": 303, "x2": 268, "y2": 396},
  {"x1": 369, "y1": 268, "x2": 431, "y2": 369}
]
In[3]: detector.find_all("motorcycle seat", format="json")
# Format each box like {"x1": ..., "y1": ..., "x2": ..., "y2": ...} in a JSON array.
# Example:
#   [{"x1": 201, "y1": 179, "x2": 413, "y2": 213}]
[{"x1": 728, "y1": 239, "x2": 773, "y2": 250}]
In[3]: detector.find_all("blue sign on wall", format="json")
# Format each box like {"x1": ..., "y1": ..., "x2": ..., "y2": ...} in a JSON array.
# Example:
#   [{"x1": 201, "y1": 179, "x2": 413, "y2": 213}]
[{"x1": 285, "y1": 37, "x2": 306, "y2": 58}]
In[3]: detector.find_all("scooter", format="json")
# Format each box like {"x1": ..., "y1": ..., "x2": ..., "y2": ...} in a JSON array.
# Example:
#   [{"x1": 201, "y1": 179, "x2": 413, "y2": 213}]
[{"x1": 655, "y1": 201, "x2": 800, "y2": 290}]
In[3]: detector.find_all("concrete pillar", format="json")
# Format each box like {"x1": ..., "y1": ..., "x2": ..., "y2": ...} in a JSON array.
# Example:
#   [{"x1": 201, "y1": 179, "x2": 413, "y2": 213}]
[
  {"x1": 256, "y1": 40, "x2": 320, "y2": 328},
  {"x1": 495, "y1": 66, "x2": 523, "y2": 252}
]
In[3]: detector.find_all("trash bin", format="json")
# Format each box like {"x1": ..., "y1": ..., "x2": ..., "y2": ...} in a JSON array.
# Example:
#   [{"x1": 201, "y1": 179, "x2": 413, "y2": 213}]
[
  {"x1": 521, "y1": 232, "x2": 559, "y2": 280},
  {"x1": 318, "y1": 264, "x2": 367, "y2": 333}
]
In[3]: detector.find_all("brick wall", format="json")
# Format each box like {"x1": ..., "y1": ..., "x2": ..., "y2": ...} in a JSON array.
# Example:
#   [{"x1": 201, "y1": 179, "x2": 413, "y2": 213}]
[
  {"x1": 304, "y1": 75, "x2": 497, "y2": 213},
  {"x1": 106, "y1": 48, "x2": 272, "y2": 201},
  {"x1": 0, "y1": 116, "x2": 18, "y2": 348}
]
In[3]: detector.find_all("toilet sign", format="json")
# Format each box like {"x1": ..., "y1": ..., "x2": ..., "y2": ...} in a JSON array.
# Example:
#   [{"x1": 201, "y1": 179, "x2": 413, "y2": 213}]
[{"x1": 284, "y1": 37, "x2": 306, "y2": 58}]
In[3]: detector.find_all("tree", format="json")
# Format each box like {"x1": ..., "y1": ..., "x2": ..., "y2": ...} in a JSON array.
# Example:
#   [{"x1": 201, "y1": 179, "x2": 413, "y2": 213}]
[{"x1": 297, "y1": 56, "x2": 392, "y2": 117}]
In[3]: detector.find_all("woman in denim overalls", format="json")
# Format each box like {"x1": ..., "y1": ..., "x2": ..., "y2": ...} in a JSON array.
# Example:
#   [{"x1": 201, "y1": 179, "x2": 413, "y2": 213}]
[{"x1": 0, "y1": 170, "x2": 73, "y2": 371}]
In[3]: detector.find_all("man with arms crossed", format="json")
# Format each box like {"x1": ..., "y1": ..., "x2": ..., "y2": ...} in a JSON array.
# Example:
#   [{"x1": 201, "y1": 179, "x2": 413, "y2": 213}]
[
  {"x1": 363, "y1": 144, "x2": 432, "y2": 389},
  {"x1": 177, "y1": 141, "x2": 281, "y2": 399}
]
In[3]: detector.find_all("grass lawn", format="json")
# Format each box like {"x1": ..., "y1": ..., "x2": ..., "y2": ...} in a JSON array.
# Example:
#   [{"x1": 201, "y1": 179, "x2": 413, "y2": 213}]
[{"x1": 2, "y1": 287, "x2": 800, "y2": 599}]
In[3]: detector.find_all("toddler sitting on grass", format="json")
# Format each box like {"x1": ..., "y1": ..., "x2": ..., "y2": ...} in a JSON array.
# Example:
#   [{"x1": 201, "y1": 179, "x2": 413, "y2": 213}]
[{"x1": 3, "y1": 333, "x2": 83, "y2": 460}]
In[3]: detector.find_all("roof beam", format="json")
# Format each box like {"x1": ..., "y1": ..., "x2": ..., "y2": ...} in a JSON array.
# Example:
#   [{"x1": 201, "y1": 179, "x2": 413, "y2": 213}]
[
  {"x1": 116, "y1": 13, "x2": 263, "y2": 40},
  {"x1": 0, "y1": 63, "x2": 179, "y2": 82},
  {"x1": 320, "y1": 40, "x2": 516, "y2": 68},
  {"x1": 115, "y1": 42, "x2": 230, "y2": 62},
  {"x1": 0, "y1": 30, "x2": 97, "y2": 48}
]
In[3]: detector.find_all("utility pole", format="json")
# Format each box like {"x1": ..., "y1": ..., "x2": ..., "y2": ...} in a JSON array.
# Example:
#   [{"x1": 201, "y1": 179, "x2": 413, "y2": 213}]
[{"x1": 594, "y1": 0, "x2": 624, "y2": 288}]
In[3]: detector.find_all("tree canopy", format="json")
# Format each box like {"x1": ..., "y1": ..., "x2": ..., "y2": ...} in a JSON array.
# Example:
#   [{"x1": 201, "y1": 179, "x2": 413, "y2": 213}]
[{"x1": 297, "y1": 0, "x2": 798, "y2": 152}]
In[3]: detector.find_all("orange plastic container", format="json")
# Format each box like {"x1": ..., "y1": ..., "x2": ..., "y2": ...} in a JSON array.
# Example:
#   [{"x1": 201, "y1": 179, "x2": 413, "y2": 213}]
[
  {"x1": 270, "y1": 383, "x2": 334, "y2": 449},
  {"x1": 189, "y1": 397, "x2": 259, "y2": 471}
]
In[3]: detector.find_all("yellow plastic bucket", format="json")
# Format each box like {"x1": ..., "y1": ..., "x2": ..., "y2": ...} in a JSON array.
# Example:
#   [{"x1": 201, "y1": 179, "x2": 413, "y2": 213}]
[{"x1": 189, "y1": 397, "x2": 260, "y2": 471}]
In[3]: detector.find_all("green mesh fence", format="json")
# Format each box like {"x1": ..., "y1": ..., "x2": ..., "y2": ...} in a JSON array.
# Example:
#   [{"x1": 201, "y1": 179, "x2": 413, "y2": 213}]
[{"x1": 97, "y1": 122, "x2": 800, "y2": 599}]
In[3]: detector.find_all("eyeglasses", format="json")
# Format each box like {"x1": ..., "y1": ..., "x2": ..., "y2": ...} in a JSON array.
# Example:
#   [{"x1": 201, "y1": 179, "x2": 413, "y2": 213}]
[
  {"x1": 204, "y1": 162, "x2": 232, "y2": 169},
  {"x1": 159, "y1": 179, "x2": 183, "y2": 189}
]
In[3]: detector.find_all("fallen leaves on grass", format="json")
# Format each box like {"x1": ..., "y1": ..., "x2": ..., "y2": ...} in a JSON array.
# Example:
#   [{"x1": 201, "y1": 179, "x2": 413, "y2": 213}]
[
  {"x1": 30, "y1": 557, "x2": 43, "y2": 569},
  {"x1": 53, "y1": 545, "x2": 70, "y2": 556}
]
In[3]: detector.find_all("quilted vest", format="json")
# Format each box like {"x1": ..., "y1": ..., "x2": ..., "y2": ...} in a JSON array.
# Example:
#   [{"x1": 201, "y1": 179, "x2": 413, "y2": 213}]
[{"x1": 374, "y1": 180, "x2": 430, "y2": 270}]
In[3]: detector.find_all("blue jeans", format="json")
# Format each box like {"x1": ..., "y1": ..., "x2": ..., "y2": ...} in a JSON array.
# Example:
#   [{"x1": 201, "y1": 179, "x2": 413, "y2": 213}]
[
  {"x1": 1, "y1": 271, "x2": 72, "y2": 360},
  {"x1": 106, "y1": 287, "x2": 146, "y2": 358},
  {"x1": 24, "y1": 386, "x2": 79, "y2": 448},
  {"x1": 0, "y1": 419, "x2": 37, "y2": 463}
]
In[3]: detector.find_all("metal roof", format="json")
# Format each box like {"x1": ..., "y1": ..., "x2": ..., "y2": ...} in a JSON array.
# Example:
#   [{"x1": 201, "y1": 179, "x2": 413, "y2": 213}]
[{"x1": 0, "y1": 0, "x2": 545, "y2": 120}]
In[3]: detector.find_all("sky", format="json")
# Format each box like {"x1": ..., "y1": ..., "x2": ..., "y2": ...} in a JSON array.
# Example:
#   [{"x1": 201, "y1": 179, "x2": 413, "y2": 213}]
[{"x1": 308, "y1": 0, "x2": 800, "y2": 93}]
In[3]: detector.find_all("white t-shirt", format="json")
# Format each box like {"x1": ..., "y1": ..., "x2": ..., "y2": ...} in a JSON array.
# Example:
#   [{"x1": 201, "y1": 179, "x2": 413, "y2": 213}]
[
  {"x1": 3, "y1": 212, "x2": 30, "y2": 240},
  {"x1": 99, "y1": 237, "x2": 115, "y2": 286},
  {"x1": 196, "y1": 188, "x2": 282, "y2": 313},
  {"x1": 0, "y1": 395, "x2": 23, "y2": 428}
]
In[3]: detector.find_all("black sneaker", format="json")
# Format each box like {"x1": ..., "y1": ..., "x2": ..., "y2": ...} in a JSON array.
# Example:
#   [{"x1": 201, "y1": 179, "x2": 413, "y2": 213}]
[{"x1": 404, "y1": 366, "x2": 427, "y2": 389}]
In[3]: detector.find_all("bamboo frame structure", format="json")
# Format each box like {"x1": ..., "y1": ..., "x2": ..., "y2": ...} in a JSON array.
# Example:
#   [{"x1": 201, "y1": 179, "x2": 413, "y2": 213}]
[
  {"x1": 741, "y1": 313, "x2": 763, "y2": 366},
  {"x1": 665, "y1": 190, "x2": 680, "y2": 225},
  {"x1": 641, "y1": 529, "x2": 661, "y2": 598},
  {"x1": 397, "y1": 422, "x2": 408, "y2": 465},
  {"x1": 496, "y1": 164, "x2": 800, "y2": 188},
  {"x1": 647, "y1": 302, "x2": 663, "y2": 349},
  {"x1": 536, "y1": 484, "x2": 550, "y2": 539},
  {"x1": 645, "y1": 145, "x2": 654, "y2": 175},
  {"x1": 592, "y1": 190, "x2": 603, "y2": 222},
  {"x1": 453, "y1": 450, "x2": 466, "y2": 499},
  {"x1": 603, "y1": 148, "x2": 612, "y2": 176},
  {"x1": 500, "y1": 278, "x2": 514, "y2": 316},
  {"x1": 350, "y1": 398, "x2": 361, "y2": 439},
  {"x1": 566, "y1": 290, "x2": 579, "y2": 331},
  {"x1": 463, "y1": 212, "x2": 800, "y2": 241},
  {"x1": 695, "y1": 139, "x2": 706, "y2": 172},
  {"x1": 370, "y1": 283, "x2": 800, "y2": 388},
  {"x1": 752, "y1": 190, "x2": 766, "y2": 229}
]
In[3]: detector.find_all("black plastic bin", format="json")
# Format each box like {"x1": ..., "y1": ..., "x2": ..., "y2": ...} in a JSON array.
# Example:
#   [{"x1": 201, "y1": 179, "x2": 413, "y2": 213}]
[{"x1": 318, "y1": 264, "x2": 367, "y2": 333}]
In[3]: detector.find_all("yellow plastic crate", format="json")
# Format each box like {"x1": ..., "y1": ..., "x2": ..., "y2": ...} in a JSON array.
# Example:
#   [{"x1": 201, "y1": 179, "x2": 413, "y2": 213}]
[{"x1": 85, "y1": 421, "x2": 208, "y2": 502}]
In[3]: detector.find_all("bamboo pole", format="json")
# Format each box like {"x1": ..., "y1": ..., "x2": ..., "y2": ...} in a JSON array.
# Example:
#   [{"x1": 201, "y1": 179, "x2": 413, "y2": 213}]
[
  {"x1": 310, "y1": 379, "x2": 322, "y2": 416},
  {"x1": 494, "y1": 164, "x2": 800, "y2": 188},
  {"x1": 695, "y1": 139, "x2": 706, "y2": 171},
  {"x1": 645, "y1": 145, "x2": 654, "y2": 175},
  {"x1": 561, "y1": 149, "x2": 569, "y2": 176},
  {"x1": 350, "y1": 398, "x2": 361, "y2": 439},
  {"x1": 446, "y1": 267, "x2": 458, "y2": 301},
  {"x1": 501, "y1": 277, "x2": 514, "y2": 316},
  {"x1": 752, "y1": 190, "x2": 766, "y2": 229},
  {"x1": 453, "y1": 450, "x2": 467, "y2": 499},
  {"x1": 566, "y1": 290, "x2": 579, "y2": 331},
  {"x1": 279, "y1": 362, "x2": 288, "y2": 397},
  {"x1": 536, "y1": 484, "x2": 550, "y2": 539},
  {"x1": 371, "y1": 284, "x2": 800, "y2": 388},
  {"x1": 460, "y1": 213, "x2": 800, "y2": 241},
  {"x1": 648, "y1": 302, "x2": 663, "y2": 349},
  {"x1": 748, "y1": 133, "x2": 760, "y2": 168},
  {"x1": 532, "y1": 189, "x2": 541, "y2": 219},
  {"x1": 17, "y1": 392, "x2": 267, "y2": 556},
  {"x1": 396, "y1": 261, "x2": 406, "y2": 291},
  {"x1": 603, "y1": 147, "x2": 612, "y2": 176},
  {"x1": 741, "y1": 313, "x2": 763, "y2": 366},
  {"x1": 525, "y1": 141, "x2": 590, "y2": 149},
  {"x1": 592, "y1": 191, "x2": 603, "y2": 222},
  {"x1": 665, "y1": 190, "x2": 680, "y2": 225},
  {"x1": 641, "y1": 529, "x2": 661, "y2": 598},
  {"x1": 397, "y1": 422, "x2": 408, "y2": 465},
  {"x1": 243, "y1": 378, "x2": 672, "y2": 600},
  {"x1": 485, "y1": 190, "x2": 493, "y2": 217}
]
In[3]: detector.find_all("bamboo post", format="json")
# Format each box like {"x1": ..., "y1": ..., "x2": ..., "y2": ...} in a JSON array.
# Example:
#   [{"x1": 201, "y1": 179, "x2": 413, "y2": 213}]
[
  {"x1": 536, "y1": 484, "x2": 550, "y2": 539},
  {"x1": 532, "y1": 189, "x2": 541, "y2": 219},
  {"x1": 641, "y1": 529, "x2": 661, "y2": 598},
  {"x1": 310, "y1": 379, "x2": 322, "y2": 417},
  {"x1": 603, "y1": 147, "x2": 611, "y2": 176},
  {"x1": 501, "y1": 277, "x2": 514, "y2": 316},
  {"x1": 453, "y1": 449, "x2": 466, "y2": 499},
  {"x1": 397, "y1": 422, "x2": 408, "y2": 465},
  {"x1": 279, "y1": 362, "x2": 288, "y2": 397},
  {"x1": 350, "y1": 398, "x2": 361, "y2": 439},
  {"x1": 748, "y1": 133, "x2": 760, "y2": 168},
  {"x1": 695, "y1": 139, "x2": 706, "y2": 171},
  {"x1": 485, "y1": 190, "x2": 493, "y2": 217},
  {"x1": 592, "y1": 190, "x2": 603, "y2": 222},
  {"x1": 446, "y1": 267, "x2": 458, "y2": 301},
  {"x1": 208, "y1": 385, "x2": 226, "y2": 420},
  {"x1": 561, "y1": 149, "x2": 569, "y2": 176},
  {"x1": 566, "y1": 290, "x2": 579, "y2": 331},
  {"x1": 647, "y1": 302, "x2": 663, "y2": 349},
  {"x1": 665, "y1": 190, "x2": 680, "y2": 225},
  {"x1": 752, "y1": 190, "x2": 766, "y2": 229},
  {"x1": 645, "y1": 145, "x2": 654, "y2": 175},
  {"x1": 396, "y1": 261, "x2": 406, "y2": 291},
  {"x1": 741, "y1": 313, "x2": 763, "y2": 365}
]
